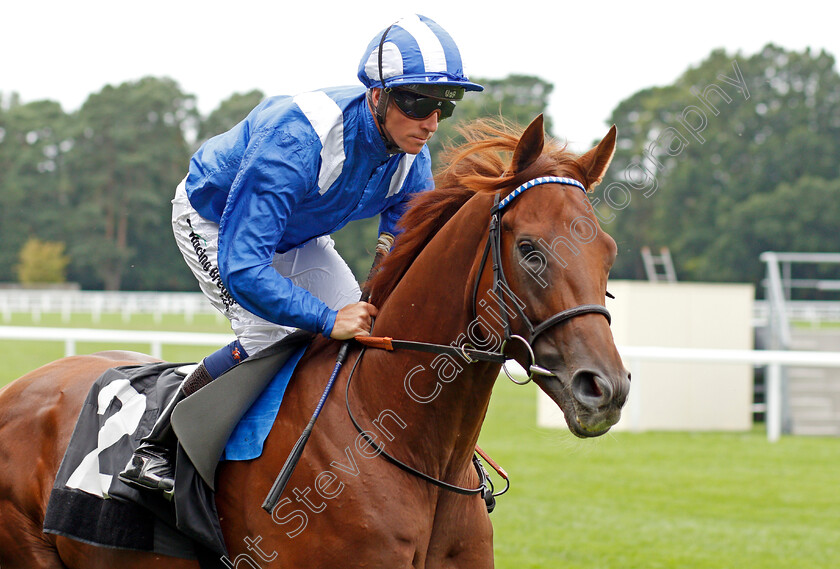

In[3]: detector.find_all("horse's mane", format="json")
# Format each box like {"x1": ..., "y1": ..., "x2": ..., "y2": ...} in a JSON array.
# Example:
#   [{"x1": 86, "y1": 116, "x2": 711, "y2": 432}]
[{"x1": 366, "y1": 118, "x2": 589, "y2": 305}]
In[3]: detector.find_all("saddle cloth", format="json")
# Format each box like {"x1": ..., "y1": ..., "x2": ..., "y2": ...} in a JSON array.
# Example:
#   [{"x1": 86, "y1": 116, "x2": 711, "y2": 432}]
[{"x1": 43, "y1": 333, "x2": 311, "y2": 566}]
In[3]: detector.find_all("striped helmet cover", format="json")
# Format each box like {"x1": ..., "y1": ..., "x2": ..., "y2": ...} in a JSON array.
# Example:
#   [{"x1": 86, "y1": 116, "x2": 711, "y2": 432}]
[{"x1": 357, "y1": 14, "x2": 484, "y2": 92}]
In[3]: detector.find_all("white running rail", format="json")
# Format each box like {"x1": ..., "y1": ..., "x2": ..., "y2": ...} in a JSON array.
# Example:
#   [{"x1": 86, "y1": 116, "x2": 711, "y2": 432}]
[
  {"x1": 0, "y1": 326, "x2": 234, "y2": 360},
  {"x1": 3, "y1": 326, "x2": 839, "y2": 443}
]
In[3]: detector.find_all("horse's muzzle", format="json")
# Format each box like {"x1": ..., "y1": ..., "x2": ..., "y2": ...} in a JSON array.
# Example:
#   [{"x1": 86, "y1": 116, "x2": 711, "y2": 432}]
[{"x1": 568, "y1": 367, "x2": 630, "y2": 437}]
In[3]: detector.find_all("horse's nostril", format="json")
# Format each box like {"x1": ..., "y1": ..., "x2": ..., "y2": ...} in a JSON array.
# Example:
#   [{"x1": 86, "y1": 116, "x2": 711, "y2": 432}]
[{"x1": 571, "y1": 370, "x2": 612, "y2": 408}]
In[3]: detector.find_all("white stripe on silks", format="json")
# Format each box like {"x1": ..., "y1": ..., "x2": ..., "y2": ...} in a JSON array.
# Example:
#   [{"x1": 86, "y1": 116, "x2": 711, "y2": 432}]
[
  {"x1": 293, "y1": 91, "x2": 346, "y2": 194},
  {"x1": 386, "y1": 154, "x2": 417, "y2": 198},
  {"x1": 364, "y1": 42, "x2": 404, "y2": 85},
  {"x1": 396, "y1": 14, "x2": 447, "y2": 74}
]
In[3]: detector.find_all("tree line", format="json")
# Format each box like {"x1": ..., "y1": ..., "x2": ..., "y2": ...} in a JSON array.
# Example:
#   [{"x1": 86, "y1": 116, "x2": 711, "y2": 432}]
[
  {"x1": 1, "y1": 44, "x2": 838, "y2": 294},
  {"x1": 0, "y1": 74, "x2": 552, "y2": 290},
  {"x1": 597, "y1": 44, "x2": 840, "y2": 288}
]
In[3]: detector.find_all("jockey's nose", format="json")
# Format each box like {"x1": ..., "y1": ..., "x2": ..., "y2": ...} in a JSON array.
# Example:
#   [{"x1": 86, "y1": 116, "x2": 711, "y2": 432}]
[{"x1": 420, "y1": 111, "x2": 440, "y2": 133}]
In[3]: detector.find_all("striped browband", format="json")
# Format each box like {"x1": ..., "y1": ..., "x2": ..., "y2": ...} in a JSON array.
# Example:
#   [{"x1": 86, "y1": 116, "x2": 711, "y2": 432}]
[{"x1": 495, "y1": 176, "x2": 587, "y2": 212}]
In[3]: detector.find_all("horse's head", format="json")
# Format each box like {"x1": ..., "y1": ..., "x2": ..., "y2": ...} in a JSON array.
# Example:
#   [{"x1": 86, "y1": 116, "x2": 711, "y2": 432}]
[
  {"x1": 368, "y1": 114, "x2": 629, "y2": 437},
  {"x1": 475, "y1": 115, "x2": 630, "y2": 437}
]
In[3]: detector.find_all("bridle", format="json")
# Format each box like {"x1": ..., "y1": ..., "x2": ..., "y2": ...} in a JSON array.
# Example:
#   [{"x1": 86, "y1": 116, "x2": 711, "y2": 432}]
[
  {"x1": 357, "y1": 176, "x2": 612, "y2": 381},
  {"x1": 470, "y1": 176, "x2": 612, "y2": 384},
  {"x1": 346, "y1": 176, "x2": 613, "y2": 504}
]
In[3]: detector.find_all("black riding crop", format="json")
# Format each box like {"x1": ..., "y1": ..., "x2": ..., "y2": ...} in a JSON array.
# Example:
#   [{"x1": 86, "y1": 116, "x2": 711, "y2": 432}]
[{"x1": 261, "y1": 340, "x2": 351, "y2": 513}]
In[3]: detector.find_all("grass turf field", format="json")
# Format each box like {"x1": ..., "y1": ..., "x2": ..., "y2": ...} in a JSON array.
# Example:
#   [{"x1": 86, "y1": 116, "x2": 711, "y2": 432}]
[{"x1": 1, "y1": 314, "x2": 838, "y2": 568}]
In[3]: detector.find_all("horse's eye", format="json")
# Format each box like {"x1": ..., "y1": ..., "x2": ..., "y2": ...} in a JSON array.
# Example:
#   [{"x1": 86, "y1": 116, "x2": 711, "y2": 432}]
[{"x1": 518, "y1": 240, "x2": 536, "y2": 256}]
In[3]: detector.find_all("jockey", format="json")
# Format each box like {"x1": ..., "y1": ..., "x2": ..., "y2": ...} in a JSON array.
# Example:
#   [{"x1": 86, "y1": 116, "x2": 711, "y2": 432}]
[{"x1": 119, "y1": 14, "x2": 483, "y2": 498}]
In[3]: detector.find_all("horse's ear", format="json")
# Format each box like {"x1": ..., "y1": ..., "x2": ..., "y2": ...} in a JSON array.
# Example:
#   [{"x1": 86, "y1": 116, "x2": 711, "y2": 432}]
[
  {"x1": 510, "y1": 114, "x2": 545, "y2": 174},
  {"x1": 578, "y1": 125, "x2": 617, "y2": 189}
]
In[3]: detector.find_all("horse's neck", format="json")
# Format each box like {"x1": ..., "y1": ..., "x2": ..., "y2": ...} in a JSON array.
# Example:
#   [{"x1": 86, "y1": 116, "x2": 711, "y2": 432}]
[{"x1": 358, "y1": 194, "x2": 498, "y2": 479}]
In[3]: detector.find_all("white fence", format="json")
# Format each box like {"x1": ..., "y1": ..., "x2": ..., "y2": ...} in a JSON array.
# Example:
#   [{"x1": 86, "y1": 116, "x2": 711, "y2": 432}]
[
  {"x1": 3, "y1": 326, "x2": 839, "y2": 443},
  {"x1": 4, "y1": 290, "x2": 840, "y2": 326},
  {"x1": 0, "y1": 290, "x2": 220, "y2": 323},
  {"x1": 753, "y1": 300, "x2": 840, "y2": 326},
  {"x1": 618, "y1": 345, "x2": 840, "y2": 443},
  {"x1": 0, "y1": 326, "x2": 233, "y2": 360}
]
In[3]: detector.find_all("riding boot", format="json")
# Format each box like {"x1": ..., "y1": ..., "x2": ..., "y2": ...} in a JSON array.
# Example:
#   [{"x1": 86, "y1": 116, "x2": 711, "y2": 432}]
[
  {"x1": 117, "y1": 367, "x2": 198, "y2": 499},
  {"x1": 118, "y1": 340, "x2": 247, "y2": 499}
]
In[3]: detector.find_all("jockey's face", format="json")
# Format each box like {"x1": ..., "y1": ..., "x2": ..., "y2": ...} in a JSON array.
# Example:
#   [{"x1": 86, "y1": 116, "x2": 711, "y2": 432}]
[{"x1": 370, "y1": 88, "x2": 439, "y2": 155}]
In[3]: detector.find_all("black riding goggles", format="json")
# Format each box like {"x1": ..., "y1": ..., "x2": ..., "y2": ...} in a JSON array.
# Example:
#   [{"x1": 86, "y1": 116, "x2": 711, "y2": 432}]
[{"x1": 389, "y1": 89, "x2": 457, "y2": 121}]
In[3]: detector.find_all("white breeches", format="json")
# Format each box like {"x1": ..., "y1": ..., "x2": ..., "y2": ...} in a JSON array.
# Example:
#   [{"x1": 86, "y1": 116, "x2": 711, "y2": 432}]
[{"x1": 171, "y1": 179, "x2": 361, "y2": 356}]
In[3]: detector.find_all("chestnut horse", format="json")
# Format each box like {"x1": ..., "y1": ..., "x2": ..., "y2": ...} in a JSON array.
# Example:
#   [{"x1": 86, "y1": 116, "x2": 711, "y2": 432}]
[{"x1": 0, "y1": 115, "x2": 630, "y2": 568}]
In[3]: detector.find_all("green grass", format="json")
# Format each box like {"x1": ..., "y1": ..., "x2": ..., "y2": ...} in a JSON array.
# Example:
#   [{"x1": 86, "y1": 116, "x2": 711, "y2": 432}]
[
  {"x1": 1, "y1": 312, "x2": 231, "y2": 385},
  {"x1": 2, "y1": 314, "x2": 839, "y2": 568},
  {"x1": 792, "y1": 319, "x2": 840, "y2": 329},
  {"x1": 480, "y1": 380, "x2": 840, "y2": 569}
]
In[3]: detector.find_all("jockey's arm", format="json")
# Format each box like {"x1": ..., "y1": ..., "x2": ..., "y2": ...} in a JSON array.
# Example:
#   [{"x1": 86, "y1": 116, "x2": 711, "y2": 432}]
[{"x1": 330, "y1": 231, "x2": 393, "y2": 340}]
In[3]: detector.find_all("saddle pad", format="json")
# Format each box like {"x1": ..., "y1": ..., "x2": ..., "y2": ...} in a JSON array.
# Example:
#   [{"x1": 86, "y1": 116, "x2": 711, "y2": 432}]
[
  {"x1": 222, "y1": 344, "x2": 307, "y2": 461},
  {"x1": 42, "y1": 362, "x2": 225, "y2": 564},
  {"x1": 43, "y1": 332, "x2": 313, "y2": 564}
]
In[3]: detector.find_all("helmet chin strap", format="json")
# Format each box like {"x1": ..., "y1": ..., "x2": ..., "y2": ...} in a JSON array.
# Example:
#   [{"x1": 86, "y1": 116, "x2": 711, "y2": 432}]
[
  {"x1": 367, "y1": 89, "x2": 402, "y2": 155},
  {"x1": 369, "y1": 23, "x2": 404, "y2": 155}
]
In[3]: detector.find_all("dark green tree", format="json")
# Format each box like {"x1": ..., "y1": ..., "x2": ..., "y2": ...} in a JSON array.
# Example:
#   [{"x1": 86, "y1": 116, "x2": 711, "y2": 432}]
[
  {"x1": 707, "y1": 176, "x2": 840, "y2": 284},
  {"x1": 596, "y1": 44, "x2": 840, "y2": 282},
  {"x1": 0, "y1": 95, "x2": 72, "y2": 281},
  {"x1": 64, "y1": 77, "x2": 199, "y2": 290},
  {"x1": 196, "y1": 89, "x2": 264, "y2": 148}
]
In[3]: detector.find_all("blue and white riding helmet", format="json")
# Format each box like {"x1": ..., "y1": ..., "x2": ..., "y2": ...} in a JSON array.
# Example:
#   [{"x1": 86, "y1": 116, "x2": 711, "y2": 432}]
[
  {"x1": 358, "y1": 14, "x2": 484, "y2": 94},
  {"x1": 359, "y1": 14, "x2": 483, "y2": 141}
]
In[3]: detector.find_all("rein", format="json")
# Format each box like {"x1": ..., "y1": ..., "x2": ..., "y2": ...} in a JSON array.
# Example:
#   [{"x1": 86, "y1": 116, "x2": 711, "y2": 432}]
[
  {"x1": 345, "y1": 345, "x2": 507, "y2": 507},
  {"x1": 354, "y1": 335, "x2": 505, "y2": 363},
  {"x1": 345, "y1": 176, "x2": 612, "y2": 504}
]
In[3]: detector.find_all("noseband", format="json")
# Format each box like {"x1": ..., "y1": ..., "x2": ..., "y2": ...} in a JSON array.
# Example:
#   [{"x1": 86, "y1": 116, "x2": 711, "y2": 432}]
[{"x1": 470, "y1": 176, "x2": 611, "y2": 384}]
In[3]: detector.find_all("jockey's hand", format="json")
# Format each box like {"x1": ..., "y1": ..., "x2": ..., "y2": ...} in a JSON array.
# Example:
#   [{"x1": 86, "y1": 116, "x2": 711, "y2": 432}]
[{"x1": 330, "y1": 302, "x2": 378, "y2": 340}]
